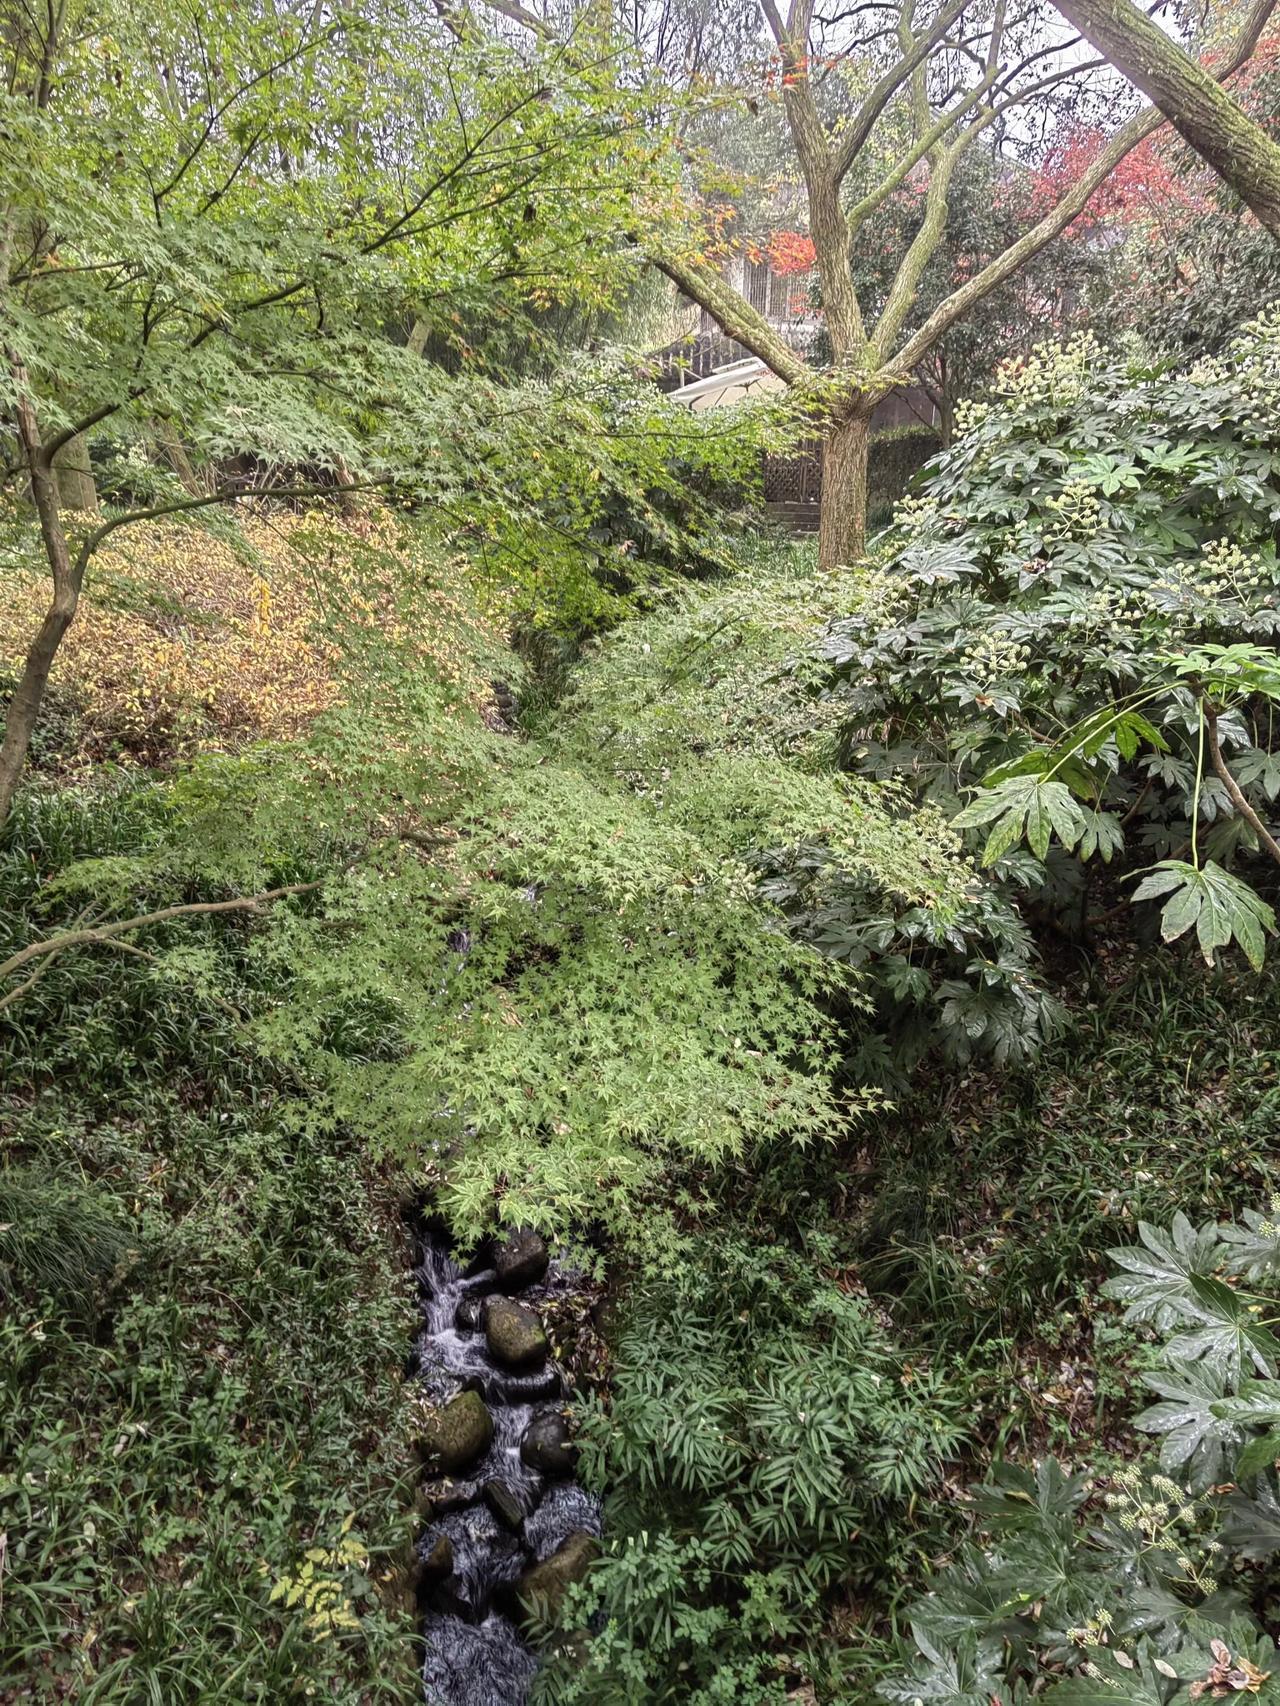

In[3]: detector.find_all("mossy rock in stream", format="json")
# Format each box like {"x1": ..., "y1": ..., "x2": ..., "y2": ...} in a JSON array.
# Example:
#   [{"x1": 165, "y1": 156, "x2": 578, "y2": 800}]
[
  {"x1": 513, "y1": 1531, "x2": 600, "y2": 1632},
  {"x1": 417, "y1": 1390, "x2": 493, "y2": 1474},
  {"x1": 483, "y1": 1295, "x2": 548, "y2": 1368}
]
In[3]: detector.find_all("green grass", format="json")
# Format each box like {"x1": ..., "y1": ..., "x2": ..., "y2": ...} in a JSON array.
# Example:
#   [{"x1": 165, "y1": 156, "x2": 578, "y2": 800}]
[{"x1": 0, "y1": 784, "x2": 420, "y2": 1703}]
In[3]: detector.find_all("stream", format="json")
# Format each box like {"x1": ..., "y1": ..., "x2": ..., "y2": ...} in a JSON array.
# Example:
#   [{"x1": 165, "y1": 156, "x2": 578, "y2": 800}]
[{"x1": 413, "y1": 1226, "x2": 601, "y2": 1705}]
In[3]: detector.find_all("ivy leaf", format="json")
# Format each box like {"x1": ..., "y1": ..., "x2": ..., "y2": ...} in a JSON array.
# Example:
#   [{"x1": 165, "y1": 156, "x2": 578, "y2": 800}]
[
  {"x1": 1102, "y1": 1214, "x2": 1224, "y2": 1330},
  {"x1": 1133, "y1": 1360, "x2": 1239, "y2": 1490},
  {"x1": 1129, "y1": 860, "x2": 1276, "y2": 969}
]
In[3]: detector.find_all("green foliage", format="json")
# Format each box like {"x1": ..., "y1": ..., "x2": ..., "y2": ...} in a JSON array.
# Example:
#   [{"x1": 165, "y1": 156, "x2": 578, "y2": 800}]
[
  {"x1": 822, "y1": 313, "x2": 1280, "y2": 965},
  {"x1": 540, "y1": 544, "x2": 1064, "y2": 1079},
  {"x1": 540, "y1": 1235, "x2": 969, "y2": 1703},
  {"x1": 0, "y1": 1164, "x2": 131, "y2": 1325},
  {"x1": 7, "y1": 530, "x2": 966, "y2": 1254},
  {"x1": 846, "y1": 954, "x2": 1279, "y2": 1455},
  {"x1": 884, "y1": 1193, "x2": 1280, "y2": 1706},
  {"x1": 0, "y1": 788, "x2": 418, "y2": 1701}
]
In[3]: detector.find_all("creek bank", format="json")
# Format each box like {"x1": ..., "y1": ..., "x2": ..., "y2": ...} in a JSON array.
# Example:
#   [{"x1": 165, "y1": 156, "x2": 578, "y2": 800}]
[{"x1": 412, "y1": 1221, "x2": 604, "y2": 1705}]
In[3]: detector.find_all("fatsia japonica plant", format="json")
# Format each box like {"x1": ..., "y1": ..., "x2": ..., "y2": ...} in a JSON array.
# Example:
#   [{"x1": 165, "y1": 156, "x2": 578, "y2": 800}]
[
  {"x1": 883, "y1": 1200, "x2": 1280, "y2": 1706},
  {"x1": 821, "y1": 311, "x2": 1280, "y2": 967}
]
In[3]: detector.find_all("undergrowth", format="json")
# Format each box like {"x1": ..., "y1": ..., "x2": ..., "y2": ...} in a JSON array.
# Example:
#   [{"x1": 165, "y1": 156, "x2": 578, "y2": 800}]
[{"x1": 0, "y1": 786, "x2": 420, "y2": 1702}]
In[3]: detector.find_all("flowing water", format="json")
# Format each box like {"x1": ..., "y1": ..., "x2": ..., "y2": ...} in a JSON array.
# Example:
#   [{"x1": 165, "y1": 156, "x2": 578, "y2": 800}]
[{"x1": 414, "y1": 1234, "x2": 601, "y2": 1705}]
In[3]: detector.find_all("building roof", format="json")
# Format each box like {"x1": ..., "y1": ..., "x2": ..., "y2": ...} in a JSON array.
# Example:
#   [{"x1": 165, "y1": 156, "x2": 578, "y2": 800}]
[{"x1": 665, "y1": 358, "x2": 785, "y2": 411}]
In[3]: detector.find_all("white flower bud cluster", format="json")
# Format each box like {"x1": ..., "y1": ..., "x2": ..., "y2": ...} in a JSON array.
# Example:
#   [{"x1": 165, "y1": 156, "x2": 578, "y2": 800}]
[
  {"x1": 992, "y1": 332, "x2": 1105, "y2": 410},
  {"x1": 1199, "y1": 537, "x2": 1273, "y2": 601},
  {"x1": 954, "y1": 395, "x2": 991, "y2": 436},
  {"x1": 895, "y1": 492, "x2": 940, "y2": 529},
  {"x1": 1101, "y1": 1469, "x2": 1218, "y2": 1593},
  {"x1": 1230, "y1": 305, "x2": 1280, "y2": 433},
  {"x1": 1044, "y1": 479, "x2": 1103, "y2": 544},
  {"x1": 957, "y1": 630, "x2": 1031, "y2": 684},
  {"x1": 1067, "y1": 1607, "x2": 1114, "y2": 1646}
]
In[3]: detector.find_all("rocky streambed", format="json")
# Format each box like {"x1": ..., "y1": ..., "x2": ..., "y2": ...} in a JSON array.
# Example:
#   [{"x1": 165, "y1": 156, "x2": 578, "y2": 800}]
[{"x1": 412, "y1": 1224, "x2": 601, "y2": 1705}]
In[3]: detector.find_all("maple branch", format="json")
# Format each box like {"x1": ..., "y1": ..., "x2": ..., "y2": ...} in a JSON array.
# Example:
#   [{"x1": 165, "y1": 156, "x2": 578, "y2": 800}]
[{"x1": 0, "y1": 882, "x2": 325, "y2": 1016}]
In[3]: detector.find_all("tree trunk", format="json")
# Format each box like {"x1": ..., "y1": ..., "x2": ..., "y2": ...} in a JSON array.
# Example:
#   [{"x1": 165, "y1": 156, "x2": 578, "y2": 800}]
[
  {"x1": 150, "y1": 417, "x2": 209, "y2": 496},
  {"x1": 818, "y1": 411, "x2": 871, "y2": 571},
  {"x1": 0, "y1": 384, "x2": 85, "y2": 826},
  {"x1": 52, "y1": 431, "x2": 99, "y2": 513},
  {"x1": 1057, "y1": 0, "x2": 1280, "y2": 241}
]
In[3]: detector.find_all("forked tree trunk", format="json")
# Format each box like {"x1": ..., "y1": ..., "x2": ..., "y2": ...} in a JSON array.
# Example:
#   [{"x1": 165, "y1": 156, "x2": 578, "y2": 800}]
[{"x1": 817, "y1": 409, "x2": 871, "y2": 571}]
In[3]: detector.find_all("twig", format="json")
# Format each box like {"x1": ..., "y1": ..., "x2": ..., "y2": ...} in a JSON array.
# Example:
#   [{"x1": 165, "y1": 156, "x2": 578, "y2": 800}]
[
  {"x1": 1192, "y1": 682, "x2": 1280, "y2": 868},
  {"x1": 0, "y1": 881, "x2": 322, "y2": 1016}
]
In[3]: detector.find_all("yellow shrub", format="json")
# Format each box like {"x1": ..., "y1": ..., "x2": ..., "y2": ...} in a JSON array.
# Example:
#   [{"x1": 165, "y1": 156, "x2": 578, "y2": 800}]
[{"x1": 0, "y1": 508, "x2": 503, "y2": 772}]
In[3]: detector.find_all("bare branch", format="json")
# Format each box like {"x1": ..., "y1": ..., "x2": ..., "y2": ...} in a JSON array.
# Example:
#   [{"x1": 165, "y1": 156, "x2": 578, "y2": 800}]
[
  {"x1": 475, "y1": 0, "x2": 557, "y2": 38},
  {"x1": 846, "y1": 82, "x2": 985, "y2": 234},
  {"x1": 831, "y1": 0, "x2": 973, "y2": 184},
  {"x1": 0, "y1": 881, "x2": 324, "y2": 1015}
]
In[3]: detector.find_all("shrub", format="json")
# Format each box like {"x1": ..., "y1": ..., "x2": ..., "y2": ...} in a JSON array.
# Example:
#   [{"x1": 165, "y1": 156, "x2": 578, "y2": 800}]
[
  {"x1": 822, "y1": 312, "x2": 1280, "y2": 969},
  {"x1": 883, "y1": 1197, "x2": 1280, "y2": 1706},
  {"x1": 541, "y1": 1235, "x2": 970, "y2": 1703},
  {"x1": 543, "y1": 547, "x2": 1062, "y2": 1078}
]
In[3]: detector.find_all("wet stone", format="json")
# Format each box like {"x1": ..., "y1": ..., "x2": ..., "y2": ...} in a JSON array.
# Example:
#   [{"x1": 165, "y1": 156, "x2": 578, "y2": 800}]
[
  {"x1": 419, "y1": 1476, "x2": 482, "y2": 1519},
  {"x1": 525, "y1": 1483, "x2": 602, "y2": 1564},
  {"x1": 418, "y1": 1389, "x2": 493, "y2": 1475},
  {"x1": 484, "y1": 1478, "x2": 525, "y2": 1532},
  {"x1": 421, "y1": 1533, "x2": 455, "y2": 1580},
  {"x1": 462, "y1": 1365, "x2": 562, "y2": 1406},
  {"x1": 483, "y1": 1295, "x2": 548, "y2": 1369},
  {"x1": 494, "y1": 1228, "x2": 550, "y2": 1291},
  {"x1": 520, "y1": 1407, "x2": 577, "y2": 1478},
  {"x1": 513, "y1": 1531, "x2": 600, "y2": 1632}
]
